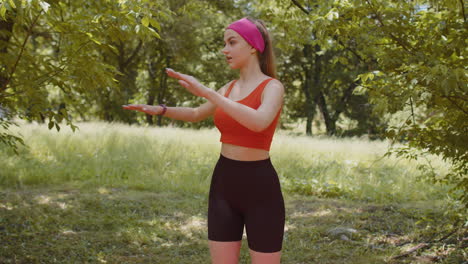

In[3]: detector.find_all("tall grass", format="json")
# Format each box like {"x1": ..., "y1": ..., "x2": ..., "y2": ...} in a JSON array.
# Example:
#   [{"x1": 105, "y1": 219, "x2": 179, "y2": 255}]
[{"x1": 1, "y1": 120, "x2": 450, "y2": 203}]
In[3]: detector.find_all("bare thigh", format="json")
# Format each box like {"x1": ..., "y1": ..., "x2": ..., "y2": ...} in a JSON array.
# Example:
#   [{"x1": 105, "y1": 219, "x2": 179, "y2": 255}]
[
  {"x1": 208, "y1": 240, "x2": 242, "y2": 264},
  {"x1": 249, "y1": 248, "x2": 282, "y2": 264}
]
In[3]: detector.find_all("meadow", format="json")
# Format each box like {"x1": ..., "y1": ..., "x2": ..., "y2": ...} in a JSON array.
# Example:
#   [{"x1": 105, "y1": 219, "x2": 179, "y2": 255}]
[{"x1": 0, "y1": 121, "x2": 464, "y2": 263}]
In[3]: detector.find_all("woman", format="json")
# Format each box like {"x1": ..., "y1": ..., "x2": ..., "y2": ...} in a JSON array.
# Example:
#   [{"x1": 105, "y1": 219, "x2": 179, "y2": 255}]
[{"x1": 123, "y1": 17, "x2": 285, "y2": 264}]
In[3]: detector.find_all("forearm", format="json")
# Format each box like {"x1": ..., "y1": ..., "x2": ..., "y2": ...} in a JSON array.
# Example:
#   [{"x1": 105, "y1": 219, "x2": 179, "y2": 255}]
[
  {"x1": 155, "y1": 105, "x2": 197, "y2": 122},
  {"x1": 204, "y1": 88, "x2": 267, "y2": 132}
]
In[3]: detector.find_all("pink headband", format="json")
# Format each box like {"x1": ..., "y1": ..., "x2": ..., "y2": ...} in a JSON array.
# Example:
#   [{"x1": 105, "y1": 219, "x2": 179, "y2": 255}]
[{"x1": 226, "y1": 17, "x2": 265, "y2": 53}]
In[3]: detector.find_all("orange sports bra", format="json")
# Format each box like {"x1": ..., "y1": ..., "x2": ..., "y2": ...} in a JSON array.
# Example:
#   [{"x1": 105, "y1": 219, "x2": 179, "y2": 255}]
[{"x1": 213, "y1": 78, "x2": 282, "y2": 151}]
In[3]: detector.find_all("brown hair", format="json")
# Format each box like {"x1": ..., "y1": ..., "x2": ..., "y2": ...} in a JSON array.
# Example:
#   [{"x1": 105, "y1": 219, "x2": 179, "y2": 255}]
[{"x1": 245, "y1": 17, "x2": 277, "y2": 79}]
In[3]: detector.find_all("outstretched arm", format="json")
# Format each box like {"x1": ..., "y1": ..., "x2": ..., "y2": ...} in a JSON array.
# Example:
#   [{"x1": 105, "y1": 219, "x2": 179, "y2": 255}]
[
  {"x1": 122, "y1": 81, "x2": 231, "y2": 122},
  {"x1": 166, "y1": 68, "x2": 284, "y2": 132},
  {"x1": 122, "y1": 104, "x2": 194, "y2": 121}
]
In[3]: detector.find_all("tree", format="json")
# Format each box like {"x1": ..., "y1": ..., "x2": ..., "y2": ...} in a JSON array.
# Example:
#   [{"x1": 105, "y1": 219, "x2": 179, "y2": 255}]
[
  {"x1": 288, "y1": 0, "x2": 467, "y2": 205},
  {"x1": 133, "y1": 0, "x2": 243, "y2": 128},
  {"x1": 252, "y1": 0, "x2": 382, "y2": 136},
  {"x1": 0, "y1": 0, "x2": 170, "y2": 152}
]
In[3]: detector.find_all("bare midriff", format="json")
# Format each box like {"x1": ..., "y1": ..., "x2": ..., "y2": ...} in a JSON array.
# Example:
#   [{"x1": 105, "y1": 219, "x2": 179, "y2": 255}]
[{"x1": 220, "y1": 143, "x2": 270, "y2": 161}]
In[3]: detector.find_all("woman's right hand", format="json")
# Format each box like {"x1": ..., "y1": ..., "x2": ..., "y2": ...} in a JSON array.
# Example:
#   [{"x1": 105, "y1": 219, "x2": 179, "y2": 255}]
[{"x1": 122, "y1": 104, "x2": 161, "y2": 115}]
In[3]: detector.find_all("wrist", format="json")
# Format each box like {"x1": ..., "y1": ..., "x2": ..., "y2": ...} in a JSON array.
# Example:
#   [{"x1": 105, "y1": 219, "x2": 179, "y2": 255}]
[
  {"x1": 203, "y1": 88, "x2": 215, "y2": 100},
  {"x1": 158, "y1": 104, "x2": 167, "y2": 116}
]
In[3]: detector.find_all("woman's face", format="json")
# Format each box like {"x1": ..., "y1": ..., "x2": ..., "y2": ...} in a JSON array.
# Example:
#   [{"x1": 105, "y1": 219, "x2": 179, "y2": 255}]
[{"x1": 222, "y1": 29, "x2": 255, "y2": 69}]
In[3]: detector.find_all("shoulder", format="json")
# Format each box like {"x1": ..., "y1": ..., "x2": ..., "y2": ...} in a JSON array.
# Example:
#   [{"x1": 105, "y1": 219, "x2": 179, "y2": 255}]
[
  {"x1": 263, "y1": 78, "x2": 284, "y2": 96},
  {"x1": 260, "y1": 78, "x2": 284, "y2": 103},
  {"x1": 216, "y1": 80, "x2": 236, "y2": 96}
]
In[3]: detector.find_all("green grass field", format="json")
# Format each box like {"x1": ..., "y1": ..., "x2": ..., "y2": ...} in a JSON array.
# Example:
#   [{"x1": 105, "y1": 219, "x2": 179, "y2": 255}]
[{"x1": 0, "y1": 121, "x2": 465, "y2": 263}]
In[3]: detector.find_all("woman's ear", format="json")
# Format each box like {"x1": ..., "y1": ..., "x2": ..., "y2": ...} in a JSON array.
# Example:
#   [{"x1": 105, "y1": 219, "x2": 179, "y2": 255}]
[{"x1": 250, "y1": 46, "x2": 257, "y2": 55}]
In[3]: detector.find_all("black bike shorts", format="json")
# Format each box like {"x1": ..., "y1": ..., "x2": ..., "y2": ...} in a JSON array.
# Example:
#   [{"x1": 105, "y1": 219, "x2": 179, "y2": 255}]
[{"x1": 207, "y1": 154, "x2": 286, "y2": 253}]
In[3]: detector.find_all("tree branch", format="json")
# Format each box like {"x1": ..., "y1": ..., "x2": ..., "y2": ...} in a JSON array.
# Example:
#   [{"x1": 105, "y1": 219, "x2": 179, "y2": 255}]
[
  {"x1": 442, "y1": 96, "x2": 468, "y2": 115},
  {"x1": 1, "y1": 10, "x2": 44, "y2": 92},
  {"x1": 365, "y1": 0, "x2": 415, "y2": 55},
  {"x1": 34, "y1": 66, "x2": 67, "y2": 89},
  {"x1": 124, "y1": 39, "x2": 143, "y2": 67},
  {"x1": 460, "y1": 0, "x2": 466, "y2": 22},
  {"x1": 291, "y1": 0, "x2": 310, "y2": 15},
  {"x1": 332, "y1": 81, "x2": 358, "y2": 121},
  {"x1": 332, "y1": 35, "x2": 366, "y2": 63},
  {"x1": 0, "y1": 90, "x2": 26, "y2": 99},
  {"x1": 409, "y1": 96, "x2": 415, "y2": 124}
]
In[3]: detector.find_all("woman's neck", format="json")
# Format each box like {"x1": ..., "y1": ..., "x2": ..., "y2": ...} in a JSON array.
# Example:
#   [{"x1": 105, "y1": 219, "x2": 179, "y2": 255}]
[{"x1": 238, "y1": 57, "x2": 266, "y2": 86}]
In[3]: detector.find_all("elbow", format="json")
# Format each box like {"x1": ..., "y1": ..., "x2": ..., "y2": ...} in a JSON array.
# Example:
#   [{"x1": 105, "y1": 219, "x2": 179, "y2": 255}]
[
  {"x1": 191, "y1": 108, "x2": 202, "y2": 123},
  {"x1": 249, "y1": 120, "x2": 270, "y2": 132},
  {"x1": 250, "y1": 127, "x2": 263, "y2": 133}
]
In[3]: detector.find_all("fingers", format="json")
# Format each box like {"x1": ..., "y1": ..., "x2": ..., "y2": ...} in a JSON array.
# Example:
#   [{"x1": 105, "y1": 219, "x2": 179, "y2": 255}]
[
  {"x1": 122, "y1": 104, "x2": 144, "y2": 111},
  {"x1": 165, "y1": 68, "x2": 206, "y2": 97},
  {"x1": 165, "y1": 68, "x2": 179, "y2": 79},
  {"x1": 122, "y1": 104, "x2": 136, "y2": 110},
  {"x1": 122, "y1": 104, "x2": 157, "y2": 115},
  {"x1": 179, "y1": 80, "x2": 189, "y2": 88},
  {"x1": 166, "y1": 68, "x2": 193, "y2": 82}
]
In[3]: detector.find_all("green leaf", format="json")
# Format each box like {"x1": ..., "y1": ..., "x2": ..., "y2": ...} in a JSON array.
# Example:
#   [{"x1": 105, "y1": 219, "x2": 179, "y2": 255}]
[
  {"x1": 357, "y1": 72, "x2": 375, "y2": 82},
  {"x1": 352, "y1": 85, "x2": 367, "y2": 95},
  {"x1": 373, "y1": 70, "x2": 383, "y2": 77},
  {"x1": 55, "y1": 113, "x2": 63, "y2": 123},
  {"x1": 142, "y1": 16, "x2": 149, "y2": 27},
  {"x1": 446, "y1": 75, "x2": 457, "y2": 93},
  {"x1": 316, "y1": 49, "x2": 326, "y2": 55},
  {"x1": 0, "y1": 4, "x2": 6, "y2": 20},
  {"x1": 148, "y1": 27, "x2": 160, "y2": 39},
  {"x1": 441, "y1": 79, "x2": 449, "y2": 95},
  {"x1": 8, "y1": 0, "x2": 16, "y2": 9},
  {"x1": 338, "y1": 57, "x2": 349, "y2": 65},
  {"x1": 149, "y1": 17, "x2": 161, "y2": 32},
  {"x1": 107, "y1": 44, "x2": 118, "y2": 54},
  {"x1": 92, "y1": 14, "x2": 102, "y2": 23},
  {"x1": 362, "y1": 73, "x2": 369, "y2": 82},
  {"x1": 48, "y1": 121, "x2": 54, "y2": 130},
  {"x1": 91, "y1": 38, "x2": 101, "y2": 45},
  {"x1": 85, "y1": 32, "x2": 101, "y2": 45},
  {"x1": 159, "y1": 10, "x2": 173, "y2": 21}
]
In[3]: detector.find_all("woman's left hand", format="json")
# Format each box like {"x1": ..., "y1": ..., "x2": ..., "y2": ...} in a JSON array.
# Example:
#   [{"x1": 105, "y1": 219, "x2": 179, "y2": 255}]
[{"x1": 165, "y1": 68, "x2": 210, "y2": 98}]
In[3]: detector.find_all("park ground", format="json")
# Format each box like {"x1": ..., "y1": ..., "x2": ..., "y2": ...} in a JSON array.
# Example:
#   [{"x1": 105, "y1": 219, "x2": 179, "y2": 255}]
[{"x1": 0, "y1": 121, "x2": 466, "y2": 263}]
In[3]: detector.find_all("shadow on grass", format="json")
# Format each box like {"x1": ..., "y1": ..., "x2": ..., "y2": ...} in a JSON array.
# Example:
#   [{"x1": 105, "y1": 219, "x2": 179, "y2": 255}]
[
  {"x1": 0, "y1": 188, "x2": 463, "y2": 264},
  {"x1": 0, "y1": 187, "x2": 211, "y2": 263},
  {"x1": 283, "y1": 195, "x2": 465, "y2": 264}
]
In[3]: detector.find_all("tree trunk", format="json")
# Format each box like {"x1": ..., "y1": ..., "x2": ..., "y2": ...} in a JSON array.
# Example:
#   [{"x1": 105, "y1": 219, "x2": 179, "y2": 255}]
[
  {"x1": 156, "y1": 55, "x2": 171, "y2": 127},
  {"x1": 316, "y1": 80, "x2": 358, "y2": 136},
  {"x1": 146, "y1": 60, "x2": 158, "y2": 125},
  {"x1": 315, "y1": 91, "x2": 336, "y2": 135},
  {"x1": 309, "y1": 44, "x2": 324, "y2": 135},
  {"x1": 302, "y1": 44, "x2": 315, "y2": 136},
  {"x1": 107, "y1": 39, "x2": 142, "y2": 123},
  {"x1": 332, "y1": 81, "x2": 358, "y2": 121}
]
